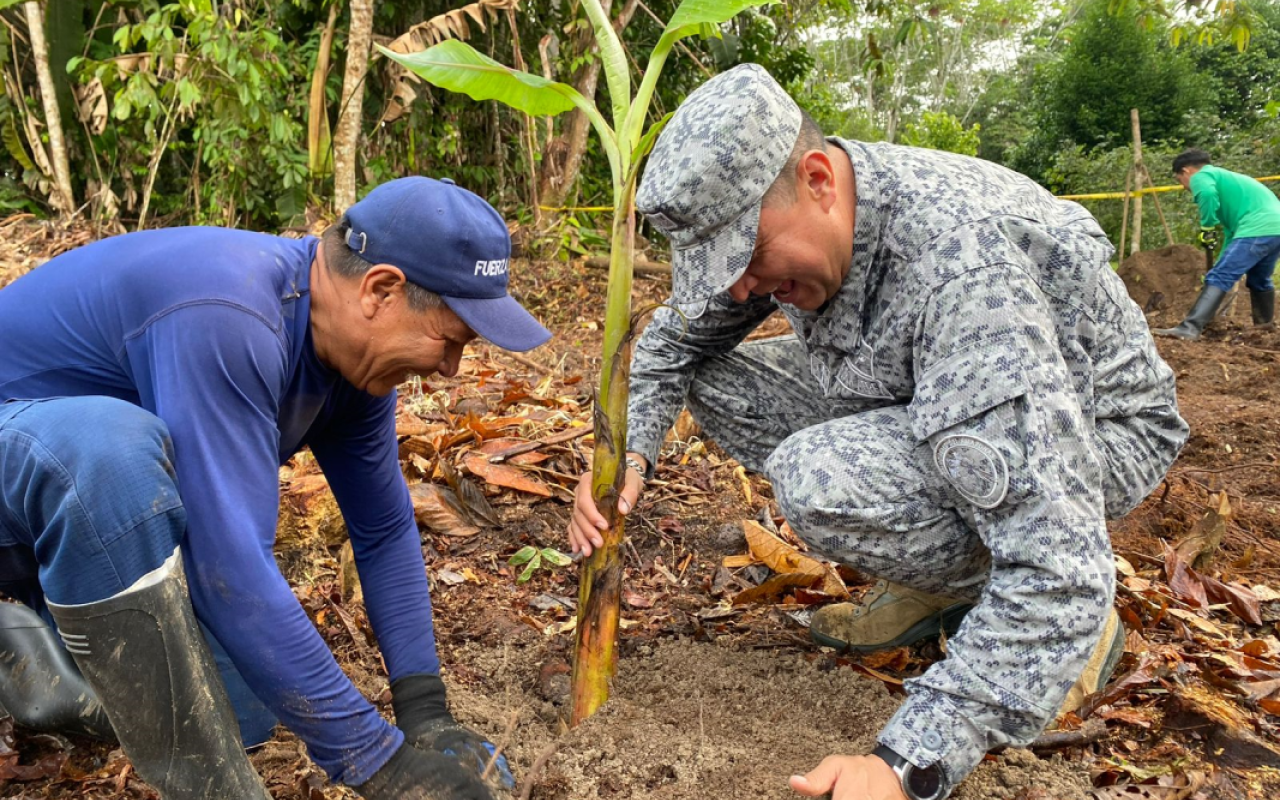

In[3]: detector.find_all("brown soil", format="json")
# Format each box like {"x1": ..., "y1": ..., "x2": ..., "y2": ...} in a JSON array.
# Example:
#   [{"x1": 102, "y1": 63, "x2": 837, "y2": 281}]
[{"x1": 1117, "y1": 243, "x2": 1256, "y2": 328}]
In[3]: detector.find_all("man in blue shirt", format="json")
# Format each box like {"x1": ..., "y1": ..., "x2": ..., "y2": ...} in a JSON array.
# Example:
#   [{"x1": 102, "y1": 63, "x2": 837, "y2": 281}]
[{"x1": 0, "y1": 177, "x2": 549, "y2": 799}]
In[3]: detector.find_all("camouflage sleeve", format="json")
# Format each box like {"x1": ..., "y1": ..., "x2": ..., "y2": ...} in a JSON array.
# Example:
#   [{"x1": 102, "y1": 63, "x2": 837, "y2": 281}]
[
  {"x1": 879, "y1": 264, "x2": 1114, "y2": 787},
  {"x1": 625, "y1": 292, "x2": 776, "y2": 468}
]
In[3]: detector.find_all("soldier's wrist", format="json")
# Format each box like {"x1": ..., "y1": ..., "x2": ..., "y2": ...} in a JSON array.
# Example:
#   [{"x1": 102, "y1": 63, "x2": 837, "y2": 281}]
[{"x1": 624, "y1": 454, "x2": 649, "y2": 484}]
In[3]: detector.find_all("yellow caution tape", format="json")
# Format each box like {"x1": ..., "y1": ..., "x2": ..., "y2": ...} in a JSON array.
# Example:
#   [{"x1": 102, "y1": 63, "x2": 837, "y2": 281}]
[
  {"x1": 536, "y1": 178, "x2": 1280, "y2": 210},
  {"x1": 1057, "y1": 175, "x2": 1280, "y2": 201}
]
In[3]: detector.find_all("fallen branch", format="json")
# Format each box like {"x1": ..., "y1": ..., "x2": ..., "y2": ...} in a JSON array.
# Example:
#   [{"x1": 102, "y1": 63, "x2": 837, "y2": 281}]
[
  {"x1": 482, "y1": 708, "x2": 522, "y2": 782},
  {"x1": 1174, "y1": 461, "x2": 1277, "y2": 476},
  {"x1": 1027, "y1": 717, "x2": 1107, "y2": 751},
  {"x1": 518, "y1": 740, "x2": 561, "y2": 800},
  {"x1": 499, "y1": 349, "x2": 552, "y2": 374},
  {"x1": 488, "y1": 425, "x2": 592, "y2": 463}
]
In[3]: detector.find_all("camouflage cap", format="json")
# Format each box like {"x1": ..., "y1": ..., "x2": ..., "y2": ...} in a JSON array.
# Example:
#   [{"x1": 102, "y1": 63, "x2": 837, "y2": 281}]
[{"x1": 636, "y1": 64, "x2": 801, "y2": 310}]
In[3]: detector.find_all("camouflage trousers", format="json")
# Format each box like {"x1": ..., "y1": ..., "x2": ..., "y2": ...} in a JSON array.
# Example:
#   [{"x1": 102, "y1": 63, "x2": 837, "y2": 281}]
[{"x1": 686, "y1": 335, "x2": 1180, "y2": 602}]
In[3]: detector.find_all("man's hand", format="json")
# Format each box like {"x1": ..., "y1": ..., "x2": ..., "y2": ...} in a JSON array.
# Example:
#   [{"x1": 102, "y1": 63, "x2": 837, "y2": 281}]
[
  {"x1": 1197, "y1": 227, "x2": 1221, "y2": 250},
  {"x1": 789, "y1": 754, "x2": 908, "y2": 800},
  {"x1": 566, "y1": 453, "x2": 646, "y2": 558},
  {"x1": 356, "y1": 742, "x2": 495, "y2": 800},
  {"x1": 392, "y1": 675, "x2": 514, "y2": 791}
]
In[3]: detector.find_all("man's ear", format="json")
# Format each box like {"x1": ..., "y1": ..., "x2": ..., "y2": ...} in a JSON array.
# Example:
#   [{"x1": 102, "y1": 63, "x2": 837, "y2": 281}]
[
  {"x1": 797, "y1": 149, "x2": 837, "y2": 211},
  {"x1": 358, "y1": 265, "x2": 408, "y2": 320}
]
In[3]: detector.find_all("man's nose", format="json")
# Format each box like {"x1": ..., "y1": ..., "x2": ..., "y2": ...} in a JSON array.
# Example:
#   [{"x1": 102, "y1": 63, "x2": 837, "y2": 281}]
[{"x1": 437, "y1": 344, "x2": 464, "y2": 377}]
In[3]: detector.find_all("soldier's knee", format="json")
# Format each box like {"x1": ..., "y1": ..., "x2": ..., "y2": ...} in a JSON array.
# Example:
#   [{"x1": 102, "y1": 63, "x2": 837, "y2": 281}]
[{"x1": 766, "y1": 431, "x2": 887, "y2": 540}]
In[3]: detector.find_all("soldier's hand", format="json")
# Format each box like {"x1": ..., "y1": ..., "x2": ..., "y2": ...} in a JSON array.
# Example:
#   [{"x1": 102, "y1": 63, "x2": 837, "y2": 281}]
[
  {"x1": 567, "y1": 454, "x2": 646, "y2": 558},
  {"x1": 356, "y1": 742, "x2": 495, "y2": 800},
  {"x1": 789, "y1": 754, "x2": 908, "y2": 800},
  {"x1": 1197, "y1": 227, "x2": 1220, "y2": 249}
]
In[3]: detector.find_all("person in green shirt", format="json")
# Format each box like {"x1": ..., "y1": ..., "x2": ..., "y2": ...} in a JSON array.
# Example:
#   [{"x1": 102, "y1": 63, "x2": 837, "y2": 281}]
[{"x1": 1155, "y1": 149, "x2": 1280, "y2": 340}]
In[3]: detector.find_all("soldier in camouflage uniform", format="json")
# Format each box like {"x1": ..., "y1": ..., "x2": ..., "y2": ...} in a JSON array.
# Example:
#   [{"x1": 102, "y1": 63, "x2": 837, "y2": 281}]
[{"x1": 566, "y1": 65, "x2": 1187, "y2": 800}]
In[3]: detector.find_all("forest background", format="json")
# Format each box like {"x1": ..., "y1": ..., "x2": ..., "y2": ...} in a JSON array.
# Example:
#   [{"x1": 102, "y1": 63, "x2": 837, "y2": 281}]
[{"x1": 0, "y1": 0, "x2": 1277, "y2": 257}]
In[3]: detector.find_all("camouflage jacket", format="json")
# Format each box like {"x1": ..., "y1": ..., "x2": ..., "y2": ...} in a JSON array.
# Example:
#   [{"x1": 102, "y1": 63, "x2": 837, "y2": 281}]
[{"x1": 627, "y1": 139, "x2": 1185, "y2": 785}]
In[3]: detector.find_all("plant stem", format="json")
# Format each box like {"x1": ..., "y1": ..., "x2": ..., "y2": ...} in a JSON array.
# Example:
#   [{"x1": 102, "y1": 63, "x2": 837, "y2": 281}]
[{"x1": 570, "y1": 180, "x2": 637, "y2": 724}]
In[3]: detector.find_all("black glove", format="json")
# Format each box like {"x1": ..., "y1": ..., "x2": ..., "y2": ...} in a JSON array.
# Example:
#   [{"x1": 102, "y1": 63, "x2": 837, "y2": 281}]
[
  {"x1": 356, "y1": 742, "x2": 495, "y2": 800},
  {"x1": 392, "y1": 674, "x2": 515, "y2": 791}
]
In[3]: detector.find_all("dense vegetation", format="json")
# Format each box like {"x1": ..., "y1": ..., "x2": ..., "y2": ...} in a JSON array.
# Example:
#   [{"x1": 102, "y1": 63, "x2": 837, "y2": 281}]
[{"x1": 2, "y1": 0, "x2": 1277, "y2": 256}]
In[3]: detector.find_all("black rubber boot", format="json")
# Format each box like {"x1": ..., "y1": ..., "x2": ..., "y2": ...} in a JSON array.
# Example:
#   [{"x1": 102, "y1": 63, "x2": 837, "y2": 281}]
[
  {"x1": 47, "y1": 552, "x2": 271, "y2": 800},
  {"x1": 1251, "y1": 288, "x2": 1275, "y2": 327},
  {"x1": 1153, "y1": 286, "x2": 1229, "y2": 341},
  {"x1": 0, "y1": 602, "x2": 115, "y2": 740}
]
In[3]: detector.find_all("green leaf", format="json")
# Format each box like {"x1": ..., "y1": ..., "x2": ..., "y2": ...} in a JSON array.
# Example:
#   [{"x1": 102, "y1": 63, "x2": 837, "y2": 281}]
[
  {"x1": 518, "y1": 553, "x2": 541, "y2": 583},
  {"x1": 540, "y1": 548, "x2": 572, "y2": 568},
  {"x1": 663, "y1": 0, "x2": 779, "y2": 42},
  {"x1": 631, "y1": 112, "x2": 674, "y2": 166},
  {"x1": 508, "y1": 545, "x2": 538, "y2": 566},
  {"x1": 0, "y1": 0, "x2": 28, "y2": 9},
  {"x1": 2, "y1": 116, "x2": 34, "y2": 172},
  {"x1": 379, "y1": 40, "x2": 584, "y2": 119}
]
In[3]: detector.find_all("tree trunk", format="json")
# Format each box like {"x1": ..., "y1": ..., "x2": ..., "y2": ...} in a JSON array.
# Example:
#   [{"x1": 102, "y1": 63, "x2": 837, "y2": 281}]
[
  {"x1": 25, "y1": 0, "x2": 74, "y2": 215},
  {"x1": 536, "y1": 0, "x2": 640, "y2": 212},
  {"x1": 334, "y1": 0, "x2": 373, "y2": 211}
]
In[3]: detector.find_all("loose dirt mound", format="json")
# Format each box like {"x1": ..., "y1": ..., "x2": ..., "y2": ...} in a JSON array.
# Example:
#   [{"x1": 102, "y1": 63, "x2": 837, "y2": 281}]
[
  {"x1": 1117, "y1": 244, "x2": 1255, "y2": 328},
  {"x1": 444, "y1": 638, "x2": 1093, "y2": 800}
]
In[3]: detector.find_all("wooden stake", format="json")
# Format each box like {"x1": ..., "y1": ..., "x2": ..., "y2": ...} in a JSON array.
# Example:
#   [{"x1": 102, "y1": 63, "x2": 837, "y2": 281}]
[{"x1": 1130, "y1": 109, "x2": 1144, "y2": 255}]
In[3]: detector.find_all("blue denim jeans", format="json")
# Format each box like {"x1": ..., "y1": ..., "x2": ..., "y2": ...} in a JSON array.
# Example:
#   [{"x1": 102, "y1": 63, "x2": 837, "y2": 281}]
[
  {"x1": 0, "y1": 396, "x2": 277, "y2": 746},
  {"x1": 1206, "y1": 235, "x2": 1280, "y2": 292}
]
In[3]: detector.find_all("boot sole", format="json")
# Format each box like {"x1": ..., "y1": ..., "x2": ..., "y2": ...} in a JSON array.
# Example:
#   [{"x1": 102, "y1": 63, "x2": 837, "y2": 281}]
[{"x1": 810, "y1": 602, "x2": 974, "y2": 653}]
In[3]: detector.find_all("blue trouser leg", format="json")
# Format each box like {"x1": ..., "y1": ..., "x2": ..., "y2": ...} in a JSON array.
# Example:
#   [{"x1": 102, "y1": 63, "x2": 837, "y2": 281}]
[
  {"x1": 1205, "y1": 235, "x2": 1280, "y2": 292},
  {"x1": 0, "y1": 397, "x2": 277, "y2": 746}
]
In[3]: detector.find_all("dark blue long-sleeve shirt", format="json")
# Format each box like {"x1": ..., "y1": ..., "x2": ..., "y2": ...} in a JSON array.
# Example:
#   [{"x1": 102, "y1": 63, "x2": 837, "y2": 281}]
[{"x1": 0, "y1": 227, "x2": 436, "y2": 784}]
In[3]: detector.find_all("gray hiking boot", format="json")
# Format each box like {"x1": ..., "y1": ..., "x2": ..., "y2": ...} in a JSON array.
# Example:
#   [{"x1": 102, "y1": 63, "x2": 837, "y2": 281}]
[{"x1": 810, "y1": 579, "x2": 973, "y2": 653}]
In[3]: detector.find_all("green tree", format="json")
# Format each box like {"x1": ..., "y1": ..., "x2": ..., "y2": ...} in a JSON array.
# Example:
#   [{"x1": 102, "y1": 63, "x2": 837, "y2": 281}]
[
  {"x1": 899, "y1": 110, "x2": 980, "y2": 155},
  {"x1": 1011, "y1": 0, "x2": 1213, "y2": 180}
]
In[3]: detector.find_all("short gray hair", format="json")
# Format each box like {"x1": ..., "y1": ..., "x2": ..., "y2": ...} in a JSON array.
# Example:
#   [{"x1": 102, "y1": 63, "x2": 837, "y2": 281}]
[
  {"x1": 761, "y1": 110, "x2": 829, "y2": 209},
  {"x1": 321, "y1": 217, "x2": 443, "y2": 313}
]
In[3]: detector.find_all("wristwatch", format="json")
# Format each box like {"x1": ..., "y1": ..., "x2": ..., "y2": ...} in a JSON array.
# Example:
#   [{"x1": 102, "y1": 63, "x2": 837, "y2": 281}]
[
  {"x1": 872, "y1": 745, "x2": 950, "y2": 800},
  {"x1": 624, "y1": 455, "x2": 648, "y2": 484}
]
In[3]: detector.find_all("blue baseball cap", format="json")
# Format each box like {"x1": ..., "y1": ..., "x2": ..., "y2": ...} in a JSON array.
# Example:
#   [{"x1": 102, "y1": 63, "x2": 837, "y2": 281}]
[{"x1": 343, "y1": 177, "x2": 551, "y2": 352}]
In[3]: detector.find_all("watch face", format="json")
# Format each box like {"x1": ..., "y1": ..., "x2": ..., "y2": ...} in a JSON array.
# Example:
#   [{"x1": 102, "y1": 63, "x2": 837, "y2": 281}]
[{"x1": 906, "y1": 763, "x2": 944, "y2": 799}]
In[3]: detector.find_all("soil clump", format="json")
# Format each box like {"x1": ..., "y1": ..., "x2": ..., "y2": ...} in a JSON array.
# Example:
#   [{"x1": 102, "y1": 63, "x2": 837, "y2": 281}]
[{"x1": 1117, "y1": 243, "x2": 1255, "y2": 328}]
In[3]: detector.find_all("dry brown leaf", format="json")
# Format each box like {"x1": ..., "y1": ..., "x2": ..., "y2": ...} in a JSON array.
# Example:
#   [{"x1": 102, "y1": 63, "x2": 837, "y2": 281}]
[
  {"x1": 408, "y1": 482, "x2": 481, "y2": 537},
  {"x1": 339, "y1": 540, "x2": 362, "y2": 605},
  {"x1": 1201, "y1": 575, "x2": 1263, "y2": 626},
  {"x1": 1079, "y1": 652, "x2": 1161, "y2": 718},
  {"x1": 1254, "y1": 584, "x2": 1280, "y2": 602},
  {"x1": 439, "y1": 459, "x2": 500, "y2": 526},
  {"x1": 1165, "y1": 607, "x2": 1227, "y2": 638},
  {"x1": 1242, "y1": 677, "x2": 1280, "y2": 701},
  {"x1": 1172, "y1": 490, "x2": 1230, "y2": 570},
  {"x1": 1097, "y1": 707, "x2": 1157, "y2": 728},
  {"x1": 743, "y1": 520, "x2": 849, "y2": 599},
  {"x1": 1241, "y1": 637, "x2": 1280, "y2": 658},
  {"x1": 722, "y1": 554, "x2": 756, "y2": 568},
  {"x1": 462, "y1": 452, "x2": 554, "y2": 497},
  {"x1": 861, "y1": 647, "x2": 912, "y2": 671},
  {"x1": 1163, "y1": 543, "x2": 1208, "y2": 610},
  {"x1": 732, "y1": 572, "x2": 819, "y2": 605}
]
